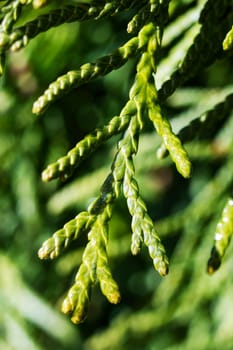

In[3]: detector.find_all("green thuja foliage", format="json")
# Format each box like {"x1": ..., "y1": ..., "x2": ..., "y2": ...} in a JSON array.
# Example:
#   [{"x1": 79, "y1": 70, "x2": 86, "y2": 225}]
[
  {"x1": 208, "y1": 197, "x2": 233, "y2": 274},
  {"x1": 1, "y1": 0, "x2": 233, "y2": 348}
]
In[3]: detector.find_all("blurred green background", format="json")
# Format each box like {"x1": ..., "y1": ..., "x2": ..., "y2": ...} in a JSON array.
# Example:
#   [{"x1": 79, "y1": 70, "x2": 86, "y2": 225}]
[{"x1": 1, "y1": 1, "x2": 233, "y2": 349}]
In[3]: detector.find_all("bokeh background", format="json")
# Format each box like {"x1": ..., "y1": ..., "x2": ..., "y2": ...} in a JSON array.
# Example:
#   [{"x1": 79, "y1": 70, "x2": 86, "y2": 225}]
[{"x1": 1, "y1": 1, "x2": 233, "y2": 349}]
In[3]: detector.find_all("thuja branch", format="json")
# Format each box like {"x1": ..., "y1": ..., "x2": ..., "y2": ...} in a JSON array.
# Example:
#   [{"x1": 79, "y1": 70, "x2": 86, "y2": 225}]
[
  {"x1": 38, "y1": 19, "x2": 175, "y2": 322},
  {"x1": 33, "y1": 1, "x2": 171, "y2": 115},
  {"x1": 32, "y1": 36, "x2": 141, "y2": 115},
  {"x1": 111, "y1": 113, "x2": 169, "y2": 276},
  {"x1": 42, "y1": 113, "x2": 132, "y2": 182},
  {"x1": 157, "y1": 92, "x2": 233, "y2": 159},
  {"x1": 0, "y1": 0, "x2": 144, "y2": 52},
  {"x1": 61, "y1": 207, "x2": 121, "y2": 324},
  {"x1": 7, "y1": 0, "x2": 233, "y2": 328},
  {"x1": 132, "y1": 23, "x2": 191, "y2": 178},
  {"x1": 158, "y1": 0, "x2": 233, "y2": 101}
]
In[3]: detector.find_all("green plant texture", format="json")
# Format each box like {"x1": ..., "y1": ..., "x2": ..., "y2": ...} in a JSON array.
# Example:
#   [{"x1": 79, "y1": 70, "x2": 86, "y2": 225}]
[{"x1": 1, "y1": 0, "x2": 233, "y2": 348}]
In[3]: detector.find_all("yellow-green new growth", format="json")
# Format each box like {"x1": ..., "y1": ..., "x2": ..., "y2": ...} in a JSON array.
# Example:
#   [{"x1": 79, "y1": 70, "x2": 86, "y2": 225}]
[
  {"x1": 157, "y1": 91, "x2": 233, "y2": 160},
  {"x1": 32, "y1": 0, "x2": 47, "y2": 8},
  {"x1": 96, "y1": 219, "x2": 121, "y2": 305},
  {"x1": 39, "y1": 15, "x2": 185, "y2": 324},
  {"x1": 38, "y1": 212, "x2": 94, "y2": 259},
  {"x1": 111, "y1": 23, "x2": 170, "y2": 273},
  {"x1": 134, "y1": 36, "x2": 192, "y2": 178},
  {"x1": 223, "y1": 25, "x2": 233, "y2": 50},
  {"x1": 208, "y1": 197, "x2": 233, "y2": 274},
  {"x1": 123, "y1": 152, "x2": 169, "y2": 275},
  {"x1": 40, "y1": 165, "x2": 119, "y2": 324},
  {"x1": 62, "y1": 208, "x2": 120, "y2": 324},
  {"x1": 61, "y1": 227, "x2": 98, "y2": 324},
  {"x1": 110, "y1": 112, "x2": 169, "y2": 275}
]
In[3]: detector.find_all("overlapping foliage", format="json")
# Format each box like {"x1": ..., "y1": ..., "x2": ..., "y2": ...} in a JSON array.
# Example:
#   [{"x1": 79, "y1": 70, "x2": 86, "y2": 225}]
[{"x1": 1, "y1": 0, "x2": 233, "y2": 348}]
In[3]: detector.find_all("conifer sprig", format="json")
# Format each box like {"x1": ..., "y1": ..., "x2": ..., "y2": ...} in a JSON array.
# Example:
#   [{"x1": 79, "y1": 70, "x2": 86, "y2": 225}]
[
  {"x1": 177, "y1": 93, "x2": 233, "y2": 143},
  {"x1": 208, "y1": 197, "x2": 233, "y2": 274},
  {"x1": 111, "y1": 111, "x2": 169, "y2": 275},
  {"x1": 96, "y1": 219, "x2": 121, "y2": 305},
  {"x1": 121, "y1": 133, "x2": 169, "y2": 274},
  {"x1": 3, "y1": 0, "x2": 233, "y2": 328},
  {"x1": 32, "y1": 36, "x2": 141, "y2": 115},
  {"x1": 157, "y1": 92, "x2": 233, "y2": 159},
  {"x1": 38, "y1": 212, "x2": 94, "y2": 259},
  {"x1": 135, "y1": 31, "x2": 192, "y2": 178},
  {"x1": 39, "y1": 165, "x2": 117, "y2": 260},
  {"x1": 42, "y1": 113, "x2": 132, "y2": 182},
  {"x1": 32, "y1": 2, "x2": 171, "y2": 115},
  {"x1": 158, "y1": 0, "x2": 233, "y2": 101},
  {"x1": 0, "y1": 0, "x2": 31, "y2": 32},
  {"x1": 61, "y1": 207, "x2": 121, "y2": 324},
  {"x1": 38, "y1": 18, "x2": 175, "y2": 319},
  {"x1": 38, "y1": 11, "x2": 193, "y2": 323},
  {"x1": 0, "y1": 0, "x2": 143, "y2": 53}
]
